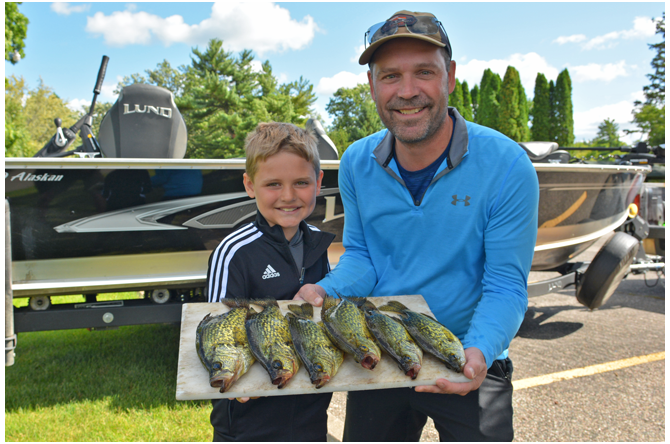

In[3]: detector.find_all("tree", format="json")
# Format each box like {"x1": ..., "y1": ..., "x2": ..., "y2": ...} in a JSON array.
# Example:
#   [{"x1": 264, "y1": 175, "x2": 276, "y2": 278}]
[
  {"x1": 470, "y1": 84, "x2": 480, "y2": 123},
  {"x1": 531, "y1": 73, "x2": 552, "y2": 141},
  {"x1": 449, "y1": 78, "x2": 464, "y2": 117},
  {"x1": 5, "y1": 2, "x2": 28, "y2": 64},
  {"x1": 325, "y1": 83, "x2": 383, "y2": 154},
  {"x1": 460, "y1": 81, "x2": 473, "y2": 121},
  {"x1": 4, "y1": 76, "x2": 81, "y2": 157},
  {"x1": 593, "y1": 118, "x2": 621, "y2": 147},
  {"x1": 553, "y1": 69, "x2": 574, "y2": 146},
  {"x1": 497, "y1": 66, "x2": 529, "y2": 142},
  {"x1": 628, "y1": 13, "x2": 664, "y2": 145},
  {"x1": 477, "y1": 69, "x2": 502, "y2": 131},
  {"x1": 5, "y1": 76, "x2": 30, "y2": 156}
]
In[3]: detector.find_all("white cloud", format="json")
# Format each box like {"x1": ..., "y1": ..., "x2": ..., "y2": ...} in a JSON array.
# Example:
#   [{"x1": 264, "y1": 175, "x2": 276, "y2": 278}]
[
  {"x1": 573, "y1": 100, "x2": 637, "y2": 144},
  {"x1": 66, "y1": 98, "x2": 91, "y2": 113},
  {"x1": 85, "y1": 2, "x2": 319, "y2": 56},
  {"x1": 569, "y1": 61, "x2": 631, "y2": 82},
  {"x1": 456, "y1": 52, "x2": 559, "y2": 94},
  {"x1": 351, "y1": 44, "x2": 365, "y2": 63},
  {"x1": 555, "y1": 16, "x2": 659, "y2": 50},
  {"x1": 315, "y1": 71, "x2": 368, "y2": 96},
  {"x1": 51, "y1": 2, "x2": 90, "y2": 15},
  {"x1": 553, "y1": 34, "x2": 587, "y2": 45}
]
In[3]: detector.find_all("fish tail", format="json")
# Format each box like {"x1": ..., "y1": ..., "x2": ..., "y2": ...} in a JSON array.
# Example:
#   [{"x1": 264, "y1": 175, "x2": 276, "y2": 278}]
[
  {"x1": 378, "y1": 300, "x2": 409, "y2": 313},
  {"x1": 249, "y1": 298, "x2": 279, "y2": 308},
  {"x1": 347, "y1": 296, "x2": 368, "y2": 308},
  {"x1": 287, "y1": 303, "x2": 314, "y2": 318}
]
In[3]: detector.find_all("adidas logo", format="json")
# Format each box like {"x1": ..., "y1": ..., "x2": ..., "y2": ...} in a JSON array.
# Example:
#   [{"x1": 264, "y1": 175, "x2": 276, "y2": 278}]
[{"x1": 262, "y1": 265, "x2": 281, "y2": 280}]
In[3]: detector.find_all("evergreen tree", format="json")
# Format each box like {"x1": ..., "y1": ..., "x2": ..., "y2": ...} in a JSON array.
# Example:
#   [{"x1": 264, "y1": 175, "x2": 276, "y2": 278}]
[
  {"x1": 470, "y1": 84, "x2": 480, "y2": 123},
  {"x1": 498, "y1": 66, "x2": 521, "y2": 140},
  {"x1": 449, "y1": 78, "x2": 464, "y2": 117},
  {"x1": 531, "y1": 73, "x2": 552, "y2": 141},
  {"x1": 477, "y1": 69, "x2": 502, "y2": 131},
  {"x1": 593, "y1": 118, "x2": 622, "y2": 147},
  {"x1": 553, "y1": 68, "x2": 574, "y2": 146},
  {"x1": 517, "y1": 76, "x2": 530, "y2": 142},
  {"x1": 460, "y1": 81, "x2": 474, "y2": 121}
]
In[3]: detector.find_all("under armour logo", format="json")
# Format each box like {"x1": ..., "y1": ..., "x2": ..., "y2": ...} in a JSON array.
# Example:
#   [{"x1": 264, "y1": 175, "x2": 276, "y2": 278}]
[{"x1": 451, "y1": 195, "x2": 471, "y2": 206}]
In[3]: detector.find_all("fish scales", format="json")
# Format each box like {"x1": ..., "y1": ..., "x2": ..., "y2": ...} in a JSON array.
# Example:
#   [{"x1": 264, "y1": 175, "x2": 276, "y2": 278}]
[
  {"x1": 195, "y1": 299, "x2": 255, "y2": 393},
  {"x1": 286, "y1": 303, "x2": 344, "y2": 388},
  {"x1": 245, "y1": 299, "x2": 299, "y2": 389},
  {"x1": 378, "y1": 300, "x2": 465, "y2": 373},
  {"x1": 361, "y1": 300, "x2": 423, "y2": 379},
  {"x1": 321, "y1": 295, "x2": 381, "y2": 370}
]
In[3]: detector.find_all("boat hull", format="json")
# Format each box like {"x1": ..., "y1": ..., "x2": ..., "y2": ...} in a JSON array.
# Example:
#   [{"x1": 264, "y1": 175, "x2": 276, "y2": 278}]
[{"x1": 5, "y1": 158, "x2": 648, "y2": 296}]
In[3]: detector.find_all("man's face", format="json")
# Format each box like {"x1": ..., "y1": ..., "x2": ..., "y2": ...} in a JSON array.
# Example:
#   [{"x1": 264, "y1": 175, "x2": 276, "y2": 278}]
[{"x1": 368, "y1": 38, "x2": 456, "y2": 146}]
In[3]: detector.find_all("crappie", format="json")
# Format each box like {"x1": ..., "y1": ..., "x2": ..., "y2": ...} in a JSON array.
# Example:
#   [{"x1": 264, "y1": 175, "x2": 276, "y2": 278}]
[
  {"x1": 361, "y1": 300, "x2": 423, "y2": 379},
  {"x1": 378, "y1": 300, "x2": 465, "y2": 373},
  {"x1": 286, "y1": 303, "x2": 345, "y2": 388},
  {"x1": 245, "y1": 299, "x2": 299, "y2": 389},
  {"x1": 195, "y1": 299, "x2": 255, "y2": 392},
  {"x1": 321, "y1": 295, "x2": 381, "y2": 370}
]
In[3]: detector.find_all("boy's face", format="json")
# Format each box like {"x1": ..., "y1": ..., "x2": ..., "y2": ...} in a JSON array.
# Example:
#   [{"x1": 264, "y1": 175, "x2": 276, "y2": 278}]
[{"x1": 243, "y1": 151, "x2": 323, "y2": 241}]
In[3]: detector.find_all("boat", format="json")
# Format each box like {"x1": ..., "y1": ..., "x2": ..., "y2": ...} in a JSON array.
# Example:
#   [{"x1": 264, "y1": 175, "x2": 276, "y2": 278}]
[{"x1": 4, "y1": 57, "x2": 661, "y2": 334}]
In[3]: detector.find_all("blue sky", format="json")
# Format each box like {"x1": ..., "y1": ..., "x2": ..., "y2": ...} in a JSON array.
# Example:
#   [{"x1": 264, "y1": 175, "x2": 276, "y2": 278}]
[{"x1": 5, "y1": 2, "x2": 665, "y2": 145}]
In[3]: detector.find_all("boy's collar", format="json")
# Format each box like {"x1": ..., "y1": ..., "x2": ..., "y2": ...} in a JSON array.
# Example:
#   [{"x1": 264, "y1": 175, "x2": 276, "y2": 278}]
[{"x1": 255, "y1": 211, "x2": 312, "y2": 244}]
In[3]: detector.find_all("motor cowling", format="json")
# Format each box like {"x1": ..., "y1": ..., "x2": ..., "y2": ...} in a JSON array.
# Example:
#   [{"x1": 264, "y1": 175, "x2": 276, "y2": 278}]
[{"x1": 97, "y1": 83, "x2": 187, "y2": 159}]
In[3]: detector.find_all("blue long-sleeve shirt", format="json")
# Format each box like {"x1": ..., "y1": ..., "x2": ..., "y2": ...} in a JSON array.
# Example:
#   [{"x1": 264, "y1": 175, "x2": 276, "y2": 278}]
[{"x1": 318, "y1": 108, "x2": 539, "y2": 367}]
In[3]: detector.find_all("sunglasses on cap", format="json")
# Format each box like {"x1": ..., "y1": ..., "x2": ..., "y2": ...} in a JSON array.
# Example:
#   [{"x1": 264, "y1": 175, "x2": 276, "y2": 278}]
[{"x1": 364, "y1": 14, "x2": 451, "y2": 56}]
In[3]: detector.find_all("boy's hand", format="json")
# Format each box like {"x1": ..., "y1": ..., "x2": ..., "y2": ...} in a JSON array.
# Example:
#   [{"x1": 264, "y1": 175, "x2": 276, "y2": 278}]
[
  {"x1": 229, "y1": 397, "x2": 260, "y2": 403},
  {"x1": 414, "y1": 347, "x2": 487, "y2": 396},
  {"x1": 293, "y1": 284, "x2": 327, "y2": 307}
]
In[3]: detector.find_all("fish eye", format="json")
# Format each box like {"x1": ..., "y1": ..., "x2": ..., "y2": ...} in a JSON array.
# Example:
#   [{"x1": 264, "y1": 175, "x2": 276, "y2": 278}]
[
  {"x1": 360, "y1": 346, "x2": 369, "y2": 353},
  {"x1": 213, "y1": 362, "x2": 222, "y2": 370},
  {"x1": 272, "y1": 360, "x2": 283, "y2": 370},
  {"x1": 314, "y1": 364, "x2": 323, "y2": 371}
]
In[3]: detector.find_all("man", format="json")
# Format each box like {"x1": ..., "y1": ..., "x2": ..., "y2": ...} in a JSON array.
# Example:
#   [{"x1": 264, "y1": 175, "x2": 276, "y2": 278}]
[{"x1": 295, "y1": 10, "x2": 539, "y2": 441}]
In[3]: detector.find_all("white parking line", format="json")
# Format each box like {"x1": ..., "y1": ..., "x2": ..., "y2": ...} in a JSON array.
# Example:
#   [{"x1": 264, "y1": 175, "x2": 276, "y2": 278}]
[{"x1": 513, "y1": 351, "x2": 665, "y2": 391}]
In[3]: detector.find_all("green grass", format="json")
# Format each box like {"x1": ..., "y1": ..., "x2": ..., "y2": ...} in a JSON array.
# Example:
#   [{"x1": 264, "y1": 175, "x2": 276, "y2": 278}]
[{"x1": 5, "y1": 310, "x2": 214, "y2": 441}]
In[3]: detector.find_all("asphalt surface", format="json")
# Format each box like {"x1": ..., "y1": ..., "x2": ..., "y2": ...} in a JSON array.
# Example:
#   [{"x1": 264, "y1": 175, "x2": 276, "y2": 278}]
[{"x1": 326, "y1": 235, "x2": 665, "y2": 442}]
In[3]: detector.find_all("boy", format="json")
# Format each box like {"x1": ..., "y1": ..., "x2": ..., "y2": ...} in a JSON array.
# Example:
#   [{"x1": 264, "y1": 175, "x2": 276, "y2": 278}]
[{"x1": 206, "y1": 122, "x2": 335, "y2": 441}]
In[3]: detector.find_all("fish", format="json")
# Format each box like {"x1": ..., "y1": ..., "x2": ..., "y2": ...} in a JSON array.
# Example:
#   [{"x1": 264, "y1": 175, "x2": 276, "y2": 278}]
[
  {"x1": 378, "y1": 300, "x2": 465, "y2": 373},
  {"x1": 195, "y1": 299, "x2": 256, "y2": 392},
  {"x1": 245, "y1": 299, "x2": 300, "y2": 389},
  {"x1": 286, "y1": 303, "x2": 345, "y2": 388},
  {"x1": 320, "y1": 294, "x2": 381, "y2": 370},
  {"x1": 360, "y1": 300, "x2": 423, "y2": 379}
]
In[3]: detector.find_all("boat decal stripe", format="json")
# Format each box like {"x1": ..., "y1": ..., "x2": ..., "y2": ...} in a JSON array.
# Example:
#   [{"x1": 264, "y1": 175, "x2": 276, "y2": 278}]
[
  {"x1": 208, "y1": 223, "x2": 258, "y2": 302},
  {"x1": 539, "y1": 191, "x2": 588, "y2": 228}
]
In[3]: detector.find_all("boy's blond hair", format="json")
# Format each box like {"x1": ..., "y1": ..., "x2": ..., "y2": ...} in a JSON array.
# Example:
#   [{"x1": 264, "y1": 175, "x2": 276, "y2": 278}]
[{"x1": 245, "y1": 122, "x2": 320, "y2": 181}]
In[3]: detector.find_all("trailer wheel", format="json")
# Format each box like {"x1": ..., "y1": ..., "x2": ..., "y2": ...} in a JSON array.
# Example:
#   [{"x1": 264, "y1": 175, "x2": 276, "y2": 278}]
[
  {"x1": 576, "y1": 232, "x2": 639, "y2": 309},
  {"x1": 150, "y1": 289, "x2": 172, "y2": 304},
  {"x1": 29, "y1": 295, "x2": 51, "y2": 311}
]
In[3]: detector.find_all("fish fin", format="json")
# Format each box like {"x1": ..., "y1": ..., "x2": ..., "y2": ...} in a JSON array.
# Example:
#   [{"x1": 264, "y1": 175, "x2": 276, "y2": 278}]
[
  {"x1": 347, "y1": 297, "x2": 368, "y2": 308},
  {"x1": 287, "y1": 303, "x2": 313, "y2": 318},
  {"x1": 323, "y1": 295, "x2": 339, "y2": 311},
  {"x1": 360, "y1": 300, "x2": 377, "y2": 312},
  {"x1": 221, "y1": 298, "x2": 249, "y2": 309}
]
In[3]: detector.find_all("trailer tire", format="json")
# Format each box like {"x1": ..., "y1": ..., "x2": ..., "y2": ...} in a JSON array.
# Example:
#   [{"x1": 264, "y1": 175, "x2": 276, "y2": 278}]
[{"x1": 576, "y1": 232, "x2": 639, "y2": 309}]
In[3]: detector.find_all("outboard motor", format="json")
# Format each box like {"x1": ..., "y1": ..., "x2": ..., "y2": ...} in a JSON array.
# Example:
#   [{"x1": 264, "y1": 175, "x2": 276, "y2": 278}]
[{"x1": 97, "y1": 84, "x2": 188, "y2": 159}]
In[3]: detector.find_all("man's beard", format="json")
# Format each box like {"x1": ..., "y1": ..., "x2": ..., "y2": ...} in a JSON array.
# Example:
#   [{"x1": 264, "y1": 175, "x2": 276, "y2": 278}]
[{"x1": 378, "y1": 94, "x2": 449, "y2": 145}]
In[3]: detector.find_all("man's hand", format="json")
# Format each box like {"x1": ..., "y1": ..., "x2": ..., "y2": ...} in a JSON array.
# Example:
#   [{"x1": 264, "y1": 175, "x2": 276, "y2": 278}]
[
  {"x1": 293, "y1": 284, "x2": 327, "y2": 307},
  {"x1": 414, "y1": 347, "x2": 487, "y2": 396}
]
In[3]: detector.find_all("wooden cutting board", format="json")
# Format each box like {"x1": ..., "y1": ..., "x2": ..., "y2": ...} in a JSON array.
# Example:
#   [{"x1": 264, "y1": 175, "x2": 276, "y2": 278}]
[{"x1": 176, "y1": 295, "x2": 471, "y2": 401}]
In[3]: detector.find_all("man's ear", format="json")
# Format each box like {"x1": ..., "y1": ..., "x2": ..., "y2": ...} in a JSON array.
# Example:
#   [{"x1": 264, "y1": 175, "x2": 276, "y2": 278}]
[
  {"x1": 447, "y1": 60, "x2": 457, "y2": 94},
  {"x1": 243, "y1": 172, "x2": 255, "y2": 198},
  {"x1": 367, "y1": 70, "x2": 376, "y2": 102}
]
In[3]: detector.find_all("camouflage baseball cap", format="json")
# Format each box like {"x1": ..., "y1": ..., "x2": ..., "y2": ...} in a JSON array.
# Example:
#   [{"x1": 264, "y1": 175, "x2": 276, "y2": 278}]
[{"x1": 359, "y1": 10, "x2": 452, "y2": 65}]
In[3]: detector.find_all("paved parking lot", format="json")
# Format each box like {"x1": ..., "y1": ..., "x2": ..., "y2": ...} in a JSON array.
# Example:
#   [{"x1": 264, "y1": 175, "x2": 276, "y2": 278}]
[{"x1": 326, "y1": 236, "x2": 665, "y2": 441}]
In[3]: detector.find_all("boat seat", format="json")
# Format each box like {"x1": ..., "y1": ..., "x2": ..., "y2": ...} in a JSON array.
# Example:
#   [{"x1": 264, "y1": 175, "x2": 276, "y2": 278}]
[
  {"x1": 97, "y1": 84, "x2": 188, "y2": 159},
  {"x1": 519, "y1": 141, "x2": 570, "y2": 164},
  {"x1": 306, "y1": 118, "x2": 339, "y2": 160}
]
